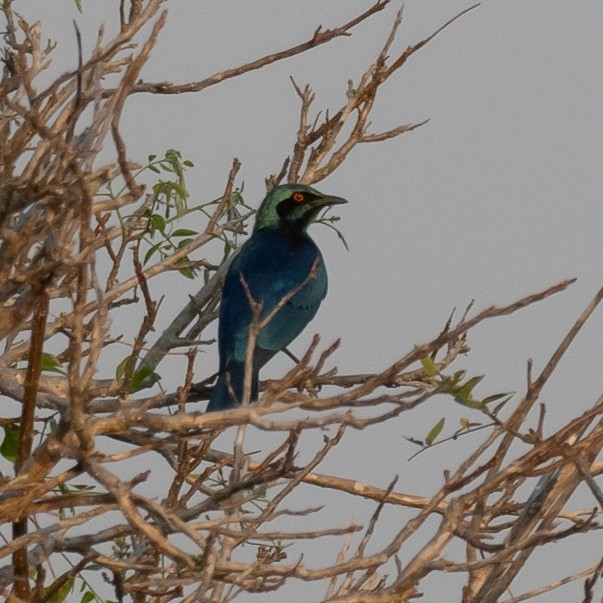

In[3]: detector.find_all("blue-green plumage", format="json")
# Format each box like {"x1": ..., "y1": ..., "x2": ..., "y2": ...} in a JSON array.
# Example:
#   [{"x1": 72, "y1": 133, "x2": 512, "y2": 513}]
[{"x1": 207, "y1": 184, "x2": 346, "y2": 411}]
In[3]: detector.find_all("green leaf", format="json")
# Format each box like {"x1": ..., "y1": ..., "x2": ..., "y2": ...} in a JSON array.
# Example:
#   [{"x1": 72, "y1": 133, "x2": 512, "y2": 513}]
[
  {"x1": 72, "y1": 484, "x2": 95, "y2": 491},
  {"x1": 335, "y1": 228, "x2": 350, "y2": 251},
  {"x1": 172, "y1": 182, "x2": 187, "y2": 196},
  {"x1": 46, "y1": 576, "x2": 74, "y2": 602},
  {"x1": 482, "y1": 392, "x2": 512, "y2": 405},
  {"x1": 130, "y1": 366, "x2": 160, "y2": 392},
  {"x1": 1, "y1": 426, "x2": 19, "y2": 462},
  {"x1": 165, "y1": 148, "x2": 181, "y2": 161},
  {"x1": 148, "y1": 154, "x2": 157, "y2": 162},
  {"x1": 149, "y1": 214, "x2": 166, "y2": 234},
  {"x1": 177, "y1": 238, "x2": 194, "y2": 249},
  {"x1": 143, "y1": 241, "x2": 164, "y2": 265},
  {"x1": 172, "y1": 228, "x2": 197, "y2": 237},
  {"x1": 81, "y1": 592, "x2": 95, "y2": 603},
  {"x1": 230, "y1": 190, "x2": 244, "y2": 206},
  {"x1": 425, "y1": 417, "x2": 445, "y2": 445},
  {"x1": 41, "y1": 353, "x2": 66, "y2": 375},
  {"x1": 438, "y1": 371, "x2": 485, "y2": 409},
  {"x1": 491, "y1": 395, "x2": 512, "y2": 416},
  {"x1": 453, "y1": 395, "x2": 484, "y2": 410},
  {"x1": 152, "y1": 181, "x2": 167, "y2": 194},
  {"x1": 115, "y1": 357, "x2": 131, "y2": 383},
  {"x1": 454, "y1": 375, "x2": 484, "y2": 403},
  {"x1": 421, "y1": 356, "x2": 438, "y2": 377},
  {"x1": 451, "y1": 370, "x2": 466, "y2": 385},
  {"x1": 223, "y1": 240, "x2": 234, "y2": 260},
  {"x1": 116, "y1": 358, "x2": 160, "y2": 392},
  {"x1": 178, "y1": 266, "x2": 196, "y2": 279}
]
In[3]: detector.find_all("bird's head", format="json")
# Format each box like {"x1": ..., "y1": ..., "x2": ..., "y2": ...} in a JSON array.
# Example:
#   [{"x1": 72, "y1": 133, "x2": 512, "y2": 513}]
[{"x1": 254, "y1": 184, "x2": 347, "y2": 234}]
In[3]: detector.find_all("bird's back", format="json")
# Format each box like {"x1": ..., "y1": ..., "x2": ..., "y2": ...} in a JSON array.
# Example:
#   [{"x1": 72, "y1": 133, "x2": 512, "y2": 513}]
[{"x1": 218, "y1": 228, "x2": 328, "y2": 366}]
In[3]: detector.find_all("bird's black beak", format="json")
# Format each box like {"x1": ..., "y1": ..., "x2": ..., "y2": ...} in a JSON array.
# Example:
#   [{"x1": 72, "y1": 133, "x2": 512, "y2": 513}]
[{"x1": 310, "y1": 194, "x2": 348, "y2": 209}]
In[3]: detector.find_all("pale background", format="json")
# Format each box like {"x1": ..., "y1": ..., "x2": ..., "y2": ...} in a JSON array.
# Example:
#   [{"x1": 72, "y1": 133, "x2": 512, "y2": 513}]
[{"x1": 9, "y1": 1, "x2": 603, "y2": 601}]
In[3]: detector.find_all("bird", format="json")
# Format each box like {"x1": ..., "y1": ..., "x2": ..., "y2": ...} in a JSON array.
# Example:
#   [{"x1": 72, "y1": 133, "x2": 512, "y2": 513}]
[{"x1": 207, "y1": 183, "x2": 347, "y2": 411}]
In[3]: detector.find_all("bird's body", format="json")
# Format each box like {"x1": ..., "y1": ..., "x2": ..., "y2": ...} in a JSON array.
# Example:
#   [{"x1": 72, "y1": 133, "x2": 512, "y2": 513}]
[{"x1": 207, "y1": 184, "x2": 346, "y2": 411}]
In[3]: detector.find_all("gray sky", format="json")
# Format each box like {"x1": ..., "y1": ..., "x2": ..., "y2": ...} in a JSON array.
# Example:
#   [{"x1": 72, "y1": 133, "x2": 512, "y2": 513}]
[{"x1": 10, "y1": 1, "x2": 603, "y2": 601}]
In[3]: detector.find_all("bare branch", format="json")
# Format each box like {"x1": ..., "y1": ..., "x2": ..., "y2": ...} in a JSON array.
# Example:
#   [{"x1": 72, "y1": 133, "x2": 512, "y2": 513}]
[{"x1": 119, "y1": 2, "x2": 390, "y2": 96}]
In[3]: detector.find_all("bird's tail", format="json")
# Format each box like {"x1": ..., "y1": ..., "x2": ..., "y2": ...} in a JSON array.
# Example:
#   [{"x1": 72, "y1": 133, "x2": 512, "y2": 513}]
[{"x1": 207, "y1": 362, "x2": 259, "y2": 412}]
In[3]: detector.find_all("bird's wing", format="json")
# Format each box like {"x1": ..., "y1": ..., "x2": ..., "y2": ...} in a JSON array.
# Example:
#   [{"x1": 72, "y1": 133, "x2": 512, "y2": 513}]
[
  {"x1": 257, "y1": 257, "x2": 327, "y2": 353},
  {"x1": 218, "y1": 232, "x2": 327, "y2": 361}
]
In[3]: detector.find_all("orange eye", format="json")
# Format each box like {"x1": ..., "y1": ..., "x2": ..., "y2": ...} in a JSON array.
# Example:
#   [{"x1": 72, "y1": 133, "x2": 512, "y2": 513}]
[{"x1": 292, "y1": 192, "x2": 305, "y2": 203}]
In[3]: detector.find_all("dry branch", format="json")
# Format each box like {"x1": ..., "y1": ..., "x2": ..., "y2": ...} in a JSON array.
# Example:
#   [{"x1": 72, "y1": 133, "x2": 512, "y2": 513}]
[{"x1": 0, "y1": 2, "x2": 600, "y2": 602}]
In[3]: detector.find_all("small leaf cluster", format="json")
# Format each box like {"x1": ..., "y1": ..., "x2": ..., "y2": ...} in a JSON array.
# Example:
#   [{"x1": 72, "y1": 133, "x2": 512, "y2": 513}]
[
  {"x1": 412, "y1": 357, "x2": 513, "y2": 451},
  {"x1": 316, "y1": 208, "x2": 349, "y2": 251},
  {"x1": 115, "y1": 358, "x2": 160, "y2": 394},
  {"x1": 141, "y1": 150, "x2": 199, "y2": 278}
]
